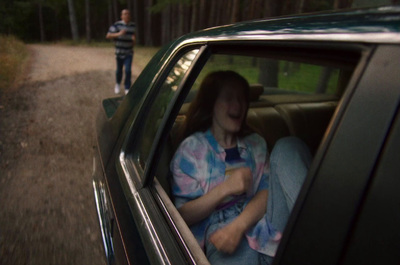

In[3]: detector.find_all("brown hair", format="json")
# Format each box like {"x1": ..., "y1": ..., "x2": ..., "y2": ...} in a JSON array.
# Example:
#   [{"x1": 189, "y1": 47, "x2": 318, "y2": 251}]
[{"x1": 179, "y1": 71, "x2": 251, "y2": 142}]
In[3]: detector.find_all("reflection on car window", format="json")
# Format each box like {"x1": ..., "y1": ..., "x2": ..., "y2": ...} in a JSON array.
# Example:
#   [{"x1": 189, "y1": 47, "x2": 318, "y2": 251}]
[{"x1": 132, "y1": 49, "x2": 199, "y2": 174}]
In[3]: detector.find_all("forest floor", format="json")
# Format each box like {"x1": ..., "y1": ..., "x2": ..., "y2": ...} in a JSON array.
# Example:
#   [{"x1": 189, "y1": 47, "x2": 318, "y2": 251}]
[{"x1": 0, "y1": 44, "x2": 153, "y2": 264}]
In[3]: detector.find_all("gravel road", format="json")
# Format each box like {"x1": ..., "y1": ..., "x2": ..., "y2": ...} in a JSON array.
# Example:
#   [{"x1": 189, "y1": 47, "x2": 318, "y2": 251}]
[{"x1": 0, "y1": 44, "x2": 143, "y2": 264}]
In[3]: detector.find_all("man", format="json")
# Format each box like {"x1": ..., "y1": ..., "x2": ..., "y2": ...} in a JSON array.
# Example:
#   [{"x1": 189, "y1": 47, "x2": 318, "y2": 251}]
[{"x1": 106, "y1": 9, "x2": 136, "y2": 95}]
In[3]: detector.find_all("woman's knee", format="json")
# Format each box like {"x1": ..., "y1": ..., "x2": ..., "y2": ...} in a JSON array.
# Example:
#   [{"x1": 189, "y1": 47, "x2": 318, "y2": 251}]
[
  {"x1": 269, "y1": 136, "x2": 312, "y2": 208},
  {"x1": 271, "y1": 136, "x2": 312, "y2": 169}
]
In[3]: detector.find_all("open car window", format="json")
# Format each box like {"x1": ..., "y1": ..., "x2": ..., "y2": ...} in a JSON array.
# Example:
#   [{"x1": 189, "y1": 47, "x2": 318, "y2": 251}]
[{"x1": 151, "y1": 42, "x2": 363, "y2": 264}]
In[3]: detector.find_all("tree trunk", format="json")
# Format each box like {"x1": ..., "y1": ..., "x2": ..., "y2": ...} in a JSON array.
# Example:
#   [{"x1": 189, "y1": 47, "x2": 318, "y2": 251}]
[
  {"x1": 67, "y1": 0, "x2": 79, "y2": 41},
  {"x1": 208, "y1": 1, "x2": 217, "y2": 27},
  {"x1": 264, "y1": 0, "x2": 281, "y2": 17},
  {"x1": 198, "y1": 0, "x2": 206, "y2": 29},
  {"x1": 85, "y1": 0, "x2": 91, "y2": 43},
  {"x1": 316, "y1": 67, "x2": 333, "y2": 93},
  {"x1": 38, "y1": 2, "x2": 46, "y2": 42},
  {"x1": 334, "y1": 0, "x2": 354, "y2": 9},
  {"x1": 127, "y1": 0, "x2": 132, "y2": 15},
  {"x1": 190, "y1": 0, "x2": 198, "y2": 32},
  {"x1": 231, "y1": 0, "x2": 240, "y2": 23},
  {"x1": 108, "y1": 0, "x2": 113, "y2": 28},
  {"x1": 296, "y1": 0, "x2": 305, "y2": 13},
  {"x1": 177, "y1": 3, "x2": 184, "y2": 37},
  {"x1": 162, "y1": 4, "x2": 171, "y2": 45},
  {"x1": 145, "y1": 0, "x2": 153, "y2": 46},
  {"x1": 258, "y1": 59, "x2": 279, "y2": 88},
  {"x1": 133, "y1": 0, "x2": 141, "y2": 45},
  {"x1": 113, "y1": 0, "x2": 118, "y2": 22}
]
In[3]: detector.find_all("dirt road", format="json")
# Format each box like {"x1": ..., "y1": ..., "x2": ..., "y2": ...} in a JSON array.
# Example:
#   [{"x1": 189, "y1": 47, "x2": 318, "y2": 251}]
[{"x1": 0, "y1": 44, "x2": 144, "y2": 264}]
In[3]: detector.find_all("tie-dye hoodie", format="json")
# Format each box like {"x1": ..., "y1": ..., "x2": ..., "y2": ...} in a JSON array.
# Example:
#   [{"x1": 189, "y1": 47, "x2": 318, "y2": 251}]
[{"x1": 170, "y1": 129, "x2": 281, "y2": 256}]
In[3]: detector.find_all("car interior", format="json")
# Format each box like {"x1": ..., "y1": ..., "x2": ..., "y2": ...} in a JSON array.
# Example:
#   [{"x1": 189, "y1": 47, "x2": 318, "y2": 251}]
[{"x1": 153, "y1": 44, "x2": 360, "y2": 200}]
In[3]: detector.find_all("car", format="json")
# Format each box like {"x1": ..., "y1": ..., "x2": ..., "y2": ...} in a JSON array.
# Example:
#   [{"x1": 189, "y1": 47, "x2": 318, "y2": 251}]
[{"x1": 92, "y1": 6, "x2": 400, "y2": 265}]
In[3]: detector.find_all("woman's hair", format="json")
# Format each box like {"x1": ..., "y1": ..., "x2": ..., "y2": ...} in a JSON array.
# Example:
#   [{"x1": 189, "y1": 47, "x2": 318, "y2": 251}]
[{"x1": 178, "y1": 70, "x2": 251, "y2": 141}]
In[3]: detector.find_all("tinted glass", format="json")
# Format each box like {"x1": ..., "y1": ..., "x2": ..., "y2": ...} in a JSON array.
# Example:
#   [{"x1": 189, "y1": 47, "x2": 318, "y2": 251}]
[{"x1": 132, "y1": 49, "x2": 200, "y2": 175}]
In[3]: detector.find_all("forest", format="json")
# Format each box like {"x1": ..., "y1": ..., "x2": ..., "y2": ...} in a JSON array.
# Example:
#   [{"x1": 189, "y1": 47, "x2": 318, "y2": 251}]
[{"x1": 0, "y1": 0, "x2": 395, "y2": 46}]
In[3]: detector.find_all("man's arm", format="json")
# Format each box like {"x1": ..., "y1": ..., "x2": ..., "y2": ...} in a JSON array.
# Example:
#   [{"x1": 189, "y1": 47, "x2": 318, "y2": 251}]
[{"x1": 106, "y1": 29, "x2": 126, "y2": 39}]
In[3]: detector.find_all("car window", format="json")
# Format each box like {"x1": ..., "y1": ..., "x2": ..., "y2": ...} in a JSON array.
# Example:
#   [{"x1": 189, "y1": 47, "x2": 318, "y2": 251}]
[
  {"x1": 151, "y1": 43, "x2": 361, "y2": 264},
  {"x1": 130, "y1": 49, "x2": 200, "y2": 179}
]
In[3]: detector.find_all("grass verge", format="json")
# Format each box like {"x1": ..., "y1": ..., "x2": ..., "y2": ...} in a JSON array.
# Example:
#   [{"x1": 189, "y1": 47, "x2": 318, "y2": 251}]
[{"x1": 0, "y1": 35, "x2": 29, "y2": 97}]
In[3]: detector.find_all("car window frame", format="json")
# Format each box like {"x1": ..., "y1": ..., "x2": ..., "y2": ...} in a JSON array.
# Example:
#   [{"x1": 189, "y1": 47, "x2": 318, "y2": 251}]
[
  {"x1": 342, "y1": 106, "x2": 400, "y2": 265},
  {"x1": 119, "y1": 44, "x2": 207, "y2": 189},
  {"x1": 145, "y1": 41, "x2": 368, "y2": 263}
]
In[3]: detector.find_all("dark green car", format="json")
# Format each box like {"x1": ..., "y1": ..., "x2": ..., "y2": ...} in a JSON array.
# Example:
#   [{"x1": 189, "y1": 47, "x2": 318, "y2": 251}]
[{"x1": 93, "y1": 6, "x2": 400, "y2": 265}]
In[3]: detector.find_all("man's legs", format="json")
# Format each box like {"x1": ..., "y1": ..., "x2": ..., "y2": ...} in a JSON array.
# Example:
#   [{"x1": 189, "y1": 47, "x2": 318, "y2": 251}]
[
  {"x1": 123, "y1": 54, "x2": 133, "y2": 93},
  {"x1": 115, "y1": 56, "x2": 124, "y2": 94}
]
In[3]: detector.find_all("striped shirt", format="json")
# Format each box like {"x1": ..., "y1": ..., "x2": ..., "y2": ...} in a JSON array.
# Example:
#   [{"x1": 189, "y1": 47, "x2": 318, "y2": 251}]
[{"x1": 108, "y1": 20, "x2": 135, "y2": 57}]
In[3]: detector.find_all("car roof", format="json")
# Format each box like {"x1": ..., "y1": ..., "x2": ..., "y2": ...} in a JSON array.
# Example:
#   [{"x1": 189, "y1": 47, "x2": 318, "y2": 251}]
[{"x1": 174, "y1": 6, "x2": 400, "y2": 45}]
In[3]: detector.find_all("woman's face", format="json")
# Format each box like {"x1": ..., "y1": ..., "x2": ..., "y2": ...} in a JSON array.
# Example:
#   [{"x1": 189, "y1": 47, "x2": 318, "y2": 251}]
[{"x1": 212, "y1": 83, "x2": 247, "y2": 136}]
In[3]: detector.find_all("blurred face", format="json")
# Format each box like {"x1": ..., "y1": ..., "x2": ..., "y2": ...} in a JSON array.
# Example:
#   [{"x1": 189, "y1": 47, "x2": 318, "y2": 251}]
[
  {"x1": 121, "y1": 10, "x2": 131, "y2": 23},
  {"x1": 212, "y1": 83, "x2": 247, "y2": 136}
]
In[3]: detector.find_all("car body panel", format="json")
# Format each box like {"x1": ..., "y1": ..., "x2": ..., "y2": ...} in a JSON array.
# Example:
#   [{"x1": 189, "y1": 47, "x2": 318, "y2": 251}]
[{"x1": 342, "y1": 109, "x2": 400, "y2": 265}]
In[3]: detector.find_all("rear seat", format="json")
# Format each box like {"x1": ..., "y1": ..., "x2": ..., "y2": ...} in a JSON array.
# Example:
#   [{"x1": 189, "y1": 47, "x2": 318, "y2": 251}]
[
  {"x1": 275, "y1": 101, "x2": 337, "y2": 154},
  {"x1": 246, "y1": 101, "x2": 336, "y2": 154},
  {"x1": 246, "y1": 107, "x2": 290, "y2": 151}
]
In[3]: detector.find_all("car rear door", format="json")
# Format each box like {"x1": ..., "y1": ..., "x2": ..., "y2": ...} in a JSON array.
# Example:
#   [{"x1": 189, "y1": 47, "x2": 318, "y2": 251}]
[{"x1": 275, "y1": 45, "x2": 400, "y2": 265}]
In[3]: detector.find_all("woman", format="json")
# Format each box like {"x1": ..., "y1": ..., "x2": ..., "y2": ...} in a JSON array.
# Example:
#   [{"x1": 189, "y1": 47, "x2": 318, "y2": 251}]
[{"x1": 170, "y1": 71, "x2": 311, "y2": 264}]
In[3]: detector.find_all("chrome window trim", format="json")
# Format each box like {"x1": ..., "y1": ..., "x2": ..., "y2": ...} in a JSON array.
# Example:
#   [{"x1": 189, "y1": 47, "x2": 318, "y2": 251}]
[
  {"x1": 92, "y1": 179, "x2": 115, "y2": 264},
  {"x1": 179, "y1": 32, "x2": 400, "y2": 45},
  {"x1": 153, "y1": 178, "x2": 210, "y2": 265},
  {"x1": 119, "y1": 151, "x2": 172, "y2": 265}
]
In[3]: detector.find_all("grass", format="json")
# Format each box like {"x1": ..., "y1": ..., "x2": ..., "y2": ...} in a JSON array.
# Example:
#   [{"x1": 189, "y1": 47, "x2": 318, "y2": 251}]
[
  {"x1": 0, "y1": 35, "x2": 29, "y2": 95},
  {"x1": 197, "y1": 55, "x2": 339, "y2": 95}
]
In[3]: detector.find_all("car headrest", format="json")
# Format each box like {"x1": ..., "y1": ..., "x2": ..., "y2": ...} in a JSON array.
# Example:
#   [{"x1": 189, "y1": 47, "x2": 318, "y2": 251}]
[{"x1": 249, "y1": 84, "x2": 264, "y2": 101}]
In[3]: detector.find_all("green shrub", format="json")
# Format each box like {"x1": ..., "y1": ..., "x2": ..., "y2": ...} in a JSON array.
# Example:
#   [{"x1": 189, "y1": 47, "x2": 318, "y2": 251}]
[{"x1": 0, "y1": 35, "x2": 28, "y2": 94}]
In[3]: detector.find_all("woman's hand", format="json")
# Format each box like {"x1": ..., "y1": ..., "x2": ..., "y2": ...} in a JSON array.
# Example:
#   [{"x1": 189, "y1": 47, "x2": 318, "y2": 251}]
[
  {"x1": 223, "y1": 167, "x2": 253, "y2": 196},
  {"x1": 209, "y1": 190, "x2": 268, "y2": 254},
  {"x1": 177, "y1": 167, "x2": 254, "y2": 226},
  {"x1": 209, "y1": 221, "x2": 245, "y2": 254},
  {"x1": 177, "y1": 169, "x2": 250, "y2": 226}
]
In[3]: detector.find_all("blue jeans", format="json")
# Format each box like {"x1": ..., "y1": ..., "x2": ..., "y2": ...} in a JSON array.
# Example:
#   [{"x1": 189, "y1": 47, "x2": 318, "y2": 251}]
[
  {"x1": 260, "y1": 136, "x2": 312, "y2": 264},
  {"x1": 206, "y1": 137, "x2": 312, "y2": 265},
  {"x1": 116, "y1": 54, "x2": 133, "y2": 90}
]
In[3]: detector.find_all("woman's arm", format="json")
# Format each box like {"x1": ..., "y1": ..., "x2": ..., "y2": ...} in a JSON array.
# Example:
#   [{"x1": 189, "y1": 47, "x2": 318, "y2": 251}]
[
  {"x1": 209, "y1": 189, "x2": 268, "y2": 254},
  {"x1": 178, "y1": 167, "x2": 253, "y2": 226}
]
